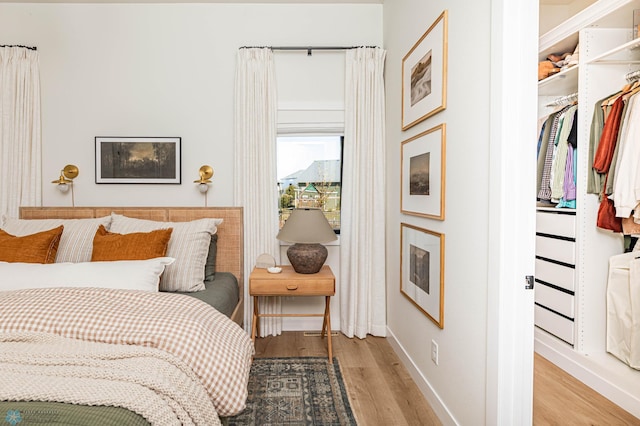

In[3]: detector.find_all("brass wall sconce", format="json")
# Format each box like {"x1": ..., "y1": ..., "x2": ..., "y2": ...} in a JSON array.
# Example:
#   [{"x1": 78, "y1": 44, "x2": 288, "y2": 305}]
[
  {"x1": 194, "y1": 165, "x2": 214, "y2": 206},
  {"x1": 51, "y1": 164, "x2": 79, "y2": 206}
]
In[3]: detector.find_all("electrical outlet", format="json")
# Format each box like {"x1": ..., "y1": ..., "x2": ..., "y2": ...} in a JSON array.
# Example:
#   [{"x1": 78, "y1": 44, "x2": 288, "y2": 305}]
[{"x1": 431, "y1": 339, "x2": 439, "y2": 365}]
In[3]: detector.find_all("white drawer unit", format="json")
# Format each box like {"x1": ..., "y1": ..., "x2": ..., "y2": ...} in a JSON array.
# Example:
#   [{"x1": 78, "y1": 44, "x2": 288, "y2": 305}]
[
  {"x1": 535, "y1": 209, "x2": 576, "y2": 345},
  {"x1": 535, "y1": 304, "x2": 575, "y2": 345},
  {"x1": 536, "y1": 234, "x2": 575, "y2": 265},
  {"x1": 535, "y1": 282, "x2": 574, "y2": 318},
  {"x1": 535, "y1": 258, "x2": 575, "y2": 292},
  {"x1": 536, "y1": 210, "x2": 576, "y2": 239}
]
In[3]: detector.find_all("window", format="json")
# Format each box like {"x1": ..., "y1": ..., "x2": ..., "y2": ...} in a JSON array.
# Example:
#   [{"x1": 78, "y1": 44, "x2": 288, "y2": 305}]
[{"x1": 277, "y1": 135, "x2": 343, "y2": 233}]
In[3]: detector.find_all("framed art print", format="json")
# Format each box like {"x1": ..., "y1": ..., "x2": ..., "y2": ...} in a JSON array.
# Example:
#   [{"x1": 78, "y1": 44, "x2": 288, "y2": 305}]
[
  {"x1": 401, "y1": 10, "x2": 448, "y2": 130},
  {"x1": 401, "y1": 123, "x2": 446, "y2": 220},
  {"x1": 400, "y1": 223, "x2": 444, "y2": 328},
  {"x1": 95, "y1": 137, "x2": 181, "y2": 184}
]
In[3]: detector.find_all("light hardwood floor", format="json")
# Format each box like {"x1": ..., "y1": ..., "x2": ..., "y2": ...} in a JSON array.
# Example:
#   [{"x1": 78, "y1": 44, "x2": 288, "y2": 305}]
[
  {"x1": 254, "y1": 331, "x2": 440, "y2": 425},
  {"x1": 533, "y1": 353, "x2": 640, "y2": 425},
  {"x1": 253, "y1": 332, "x2": 640, "y2": 425}
]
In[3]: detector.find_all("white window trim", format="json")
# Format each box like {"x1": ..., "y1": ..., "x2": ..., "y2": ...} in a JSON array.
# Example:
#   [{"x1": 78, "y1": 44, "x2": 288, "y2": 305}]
[{"x1": 277, "y1": 104, "x2": 344, "y2": 135}]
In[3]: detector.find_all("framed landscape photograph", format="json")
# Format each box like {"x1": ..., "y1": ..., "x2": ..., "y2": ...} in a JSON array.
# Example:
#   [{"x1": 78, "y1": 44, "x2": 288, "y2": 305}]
[
  {"x1": 401, "y1": 10, "x2": 448, "y2": 130},
  {"x1": 401, "y1": 123, "x2": 446, "y2": 220},
  {"x1": 400, "y1": 223, "x2": 444, "y2": 328},
  {"x1": 95, "y1": 137, "x2": 181, "y2": 184}
]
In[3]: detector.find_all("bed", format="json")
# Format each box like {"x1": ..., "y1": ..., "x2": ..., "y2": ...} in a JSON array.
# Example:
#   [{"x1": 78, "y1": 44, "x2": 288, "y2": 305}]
[{"x1": 0, "y1": 206, "x2": 252, "y2": 425}]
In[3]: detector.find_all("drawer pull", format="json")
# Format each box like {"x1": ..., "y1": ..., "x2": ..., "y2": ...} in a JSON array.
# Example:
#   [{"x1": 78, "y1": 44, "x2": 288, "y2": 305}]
[{"x1": 286, "y1": 284, "x2": 298, "y2": 290}]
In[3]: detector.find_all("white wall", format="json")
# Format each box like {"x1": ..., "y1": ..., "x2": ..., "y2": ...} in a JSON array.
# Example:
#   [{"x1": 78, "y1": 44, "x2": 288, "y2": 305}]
[
  {"x1": 0, "y1": 1, "x2": 381, "y2": 334},
  {"x1": 0, "y1": 2, "x2": 381, "y2": 208},
  {"x1": 384, "y1": 1, "x2": 493, "y2": 424},
  {"x1": 1, "y1": 1, "x2": 513, "y2": 422}
]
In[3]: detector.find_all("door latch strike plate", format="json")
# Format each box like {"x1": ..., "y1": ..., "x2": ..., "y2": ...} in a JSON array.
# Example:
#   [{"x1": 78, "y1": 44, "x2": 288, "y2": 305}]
[{"x1": 525, "y1": 275, "x2": 534, "y2": 290}]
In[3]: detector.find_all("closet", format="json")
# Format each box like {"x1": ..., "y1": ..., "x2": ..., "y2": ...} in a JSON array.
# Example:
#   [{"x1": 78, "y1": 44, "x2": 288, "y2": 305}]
[{"x1": 536, "y1": 0, "x2": 640, "y2": 418}]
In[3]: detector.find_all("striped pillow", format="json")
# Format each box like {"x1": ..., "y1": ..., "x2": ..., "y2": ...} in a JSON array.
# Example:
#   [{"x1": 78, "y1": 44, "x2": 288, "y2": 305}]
[
  {"x1": 109, "y1": 213, "x2": 222, "y2": 292},
  {"x1": 1, "y1": 216, "x2": 112, "y2": 263}
]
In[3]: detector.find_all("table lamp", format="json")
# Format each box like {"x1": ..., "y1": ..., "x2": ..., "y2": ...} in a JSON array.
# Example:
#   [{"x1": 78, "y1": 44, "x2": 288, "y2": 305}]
[{"x1": 276, "y1": 208, "x2": 337, "y2": 274}]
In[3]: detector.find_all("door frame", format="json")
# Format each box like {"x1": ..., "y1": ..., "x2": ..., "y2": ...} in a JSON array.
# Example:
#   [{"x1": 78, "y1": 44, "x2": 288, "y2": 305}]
[{"x1": 487, "y1": 0, "x2": 539, "y2": 423}]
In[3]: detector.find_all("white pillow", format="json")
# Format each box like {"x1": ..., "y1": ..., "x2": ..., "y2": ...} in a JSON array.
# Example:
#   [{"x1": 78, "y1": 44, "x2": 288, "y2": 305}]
[
  {"x1": 109, "y1": 213, "x2": 222, "y2": 292},
  {"x1": 0, "y1": 257, "x2": 175, "y2": 292},
  {"x1": 1, "y1": 216, "x2": 112, "y2": 263}
]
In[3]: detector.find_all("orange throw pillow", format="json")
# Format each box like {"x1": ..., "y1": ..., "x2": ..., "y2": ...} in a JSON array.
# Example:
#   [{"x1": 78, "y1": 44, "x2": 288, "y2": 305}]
[
  {"x1": 0, "y1": 225, "x2": 64, "y2": 263},
  {"x1": 91, "y1": 225, "x2": 173, "y2": 261}
]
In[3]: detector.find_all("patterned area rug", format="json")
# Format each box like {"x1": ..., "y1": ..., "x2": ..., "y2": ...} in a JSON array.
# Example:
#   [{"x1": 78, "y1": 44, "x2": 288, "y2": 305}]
[{"x1": 227, "y1": 357, "x2": 357, "y2": 425}]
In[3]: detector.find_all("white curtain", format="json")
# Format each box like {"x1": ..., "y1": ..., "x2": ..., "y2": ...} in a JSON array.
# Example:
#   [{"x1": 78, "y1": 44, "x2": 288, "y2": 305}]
[
  {"x1": 341, "y1": 47, "x2": 387, "y2": 339},
  {"x1": 234, "y1": 48, "x2": 282, "y2": 336},
  {"x1": 0, "y1": 46, "x2": 42, "y2": 219}
]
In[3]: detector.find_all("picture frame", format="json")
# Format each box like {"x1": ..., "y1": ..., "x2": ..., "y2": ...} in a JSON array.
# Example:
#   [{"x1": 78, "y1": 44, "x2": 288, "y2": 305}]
[
  {"x1": 401, "y1": 123, "x2": 446, "y2": 220},
  {"x1": 400, "y1": 223, "x2": 444, "y2": 328},
  {"x1": 95, "y1": 137, "x2": 181, "y2": 184},
  {"x1": 401, "y1": 10, "x2": 448, "y2": 130}
]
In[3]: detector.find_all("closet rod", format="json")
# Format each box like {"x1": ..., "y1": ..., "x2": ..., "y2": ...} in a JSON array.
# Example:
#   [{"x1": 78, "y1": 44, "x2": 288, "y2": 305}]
[
  {"x1": 545, "y1": 92, "x2": 578, "y2": 107},
  {"x1": 625, "y1": 69, "x2": 640, "y2": 82},
  {"x1": 240, "y1": 45, "x2": 378, "y2": 56},
  {"x1": 0, "y1": 44, "x2": 37, "y2": 51}
]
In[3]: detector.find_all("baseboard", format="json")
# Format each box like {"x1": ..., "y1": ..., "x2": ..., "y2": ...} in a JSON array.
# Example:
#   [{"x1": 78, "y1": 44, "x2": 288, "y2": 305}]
[
  {"x1": 282, "y1": 317, "x2": 326, "y2": 331},
  {"x1": 386, "y1": 327, "x2": 458, "y2": 426},
  {"x1": 534, "y1": 328, "x2": 640, "y2": 419}
]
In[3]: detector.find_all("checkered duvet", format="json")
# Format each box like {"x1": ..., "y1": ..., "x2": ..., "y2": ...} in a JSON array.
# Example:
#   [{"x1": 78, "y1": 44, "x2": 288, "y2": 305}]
[{"x1": 0, "y1": 287, "x2": 254, "y2": 420}]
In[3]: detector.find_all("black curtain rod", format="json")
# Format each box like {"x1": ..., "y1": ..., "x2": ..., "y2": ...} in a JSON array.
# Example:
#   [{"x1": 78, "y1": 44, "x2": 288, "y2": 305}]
[
  {"x1": 0, "y1": 45, "x2": 37, "y2": 51},
  {"x1": 240, "y1": 45, "x2": 378, "y2": 55}
]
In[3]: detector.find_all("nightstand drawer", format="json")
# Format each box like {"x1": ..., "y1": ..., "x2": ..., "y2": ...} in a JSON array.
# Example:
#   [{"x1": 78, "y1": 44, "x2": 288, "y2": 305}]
[{"x1": 250, "y1": 279, "x2": 334, "y2": 296}]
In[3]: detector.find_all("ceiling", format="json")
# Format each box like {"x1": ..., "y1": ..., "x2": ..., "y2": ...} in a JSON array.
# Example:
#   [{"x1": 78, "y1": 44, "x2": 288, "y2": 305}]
[
  {"x1": 539, "y1": 0, "x2": 576, "y2": 4},
  {"x1": 0, "y1": 0, "x2": 382, "y2": 3}
]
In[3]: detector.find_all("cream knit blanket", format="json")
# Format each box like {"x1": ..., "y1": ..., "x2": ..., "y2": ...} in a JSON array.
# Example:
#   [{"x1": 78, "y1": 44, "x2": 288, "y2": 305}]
[
  {"x1": 0, "y1": 287, "x2": 253, "y2": 416},
  {"x1": 0, "y1": 332, "x2": 221, "y2": 426}
]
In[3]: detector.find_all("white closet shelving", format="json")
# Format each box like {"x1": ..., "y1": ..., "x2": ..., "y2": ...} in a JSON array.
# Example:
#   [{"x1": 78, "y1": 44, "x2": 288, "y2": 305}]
[
  {"x1": 538, "y1": 65, "x2": 579, "y2": 97},
  {"x1": 589, "y1": 36, "x2": 640, "y2": 63},
  {"x1": 536, "y1": 0, "x2": 640, "y2": 419}
]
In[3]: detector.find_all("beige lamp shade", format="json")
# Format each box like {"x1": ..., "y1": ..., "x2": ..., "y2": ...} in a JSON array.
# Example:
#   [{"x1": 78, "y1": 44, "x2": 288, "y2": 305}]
[
  {"x1": 277, "y1": 208, "x2": 336, "y2": 274},
  {"x1": 276, "y1": 208, "x2": 337, "y2": 243}
]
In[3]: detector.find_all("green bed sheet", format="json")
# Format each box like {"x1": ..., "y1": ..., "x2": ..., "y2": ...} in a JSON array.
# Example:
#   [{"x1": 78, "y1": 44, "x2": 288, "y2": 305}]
[
  {"x1": 0, "y1": 401, "x2": 150, "y2": 425},
  {"x1": 176, "y1": 272, "x2": 239, "y2": 318}
]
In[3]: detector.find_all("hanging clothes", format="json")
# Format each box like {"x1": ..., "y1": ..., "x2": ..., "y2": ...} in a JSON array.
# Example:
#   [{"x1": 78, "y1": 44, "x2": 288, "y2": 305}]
[
  {"x1": 537, "y1": 104, "x2": 578, "y2": 206},
  {"x1": 606, "y1": 98, "x2": 630, "y2": 196},
  {"x1": 587, "y1": 94, "x2": 613, "y2": 194},
  {"x1": 588, "y1": 79, "x2": 640, "y2": 223},
  {"x1": 538, "y1": 105, "x2": 574, "y2": 203},
  {"x1": 589, "y1": 81, "x2": 640, "y2": 201},
  {"x1": 612, "y1": 92, "x2": 640, "y2": 218},
  {"x1": 551, "y1": 106, "x2": 578, "y2": 202},
  {"x1": 557, "y1": 144, "x2": 577, "y2": 208},
  {"x1": 593, "y1": 96, "x2": 624, "y2": 174},
  {"x1": 537, "y1": 113, "x2": 555, "y2": 196}
]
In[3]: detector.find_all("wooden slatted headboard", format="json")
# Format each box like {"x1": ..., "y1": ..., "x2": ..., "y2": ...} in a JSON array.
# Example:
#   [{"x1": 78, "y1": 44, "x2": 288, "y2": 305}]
[{"x1": 19, "y1": 206, "x2": 244, "y2": 325}]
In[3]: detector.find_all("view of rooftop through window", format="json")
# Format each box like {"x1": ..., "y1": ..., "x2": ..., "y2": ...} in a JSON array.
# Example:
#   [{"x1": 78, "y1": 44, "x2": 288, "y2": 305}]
[{"x1": 277, "y1": 135, "x2": 342, "y2": 232}]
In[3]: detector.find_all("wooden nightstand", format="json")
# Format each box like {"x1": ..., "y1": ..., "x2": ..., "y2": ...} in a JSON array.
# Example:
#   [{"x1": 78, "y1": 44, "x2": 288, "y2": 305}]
[{"x1": 249, "y1": 265, "x2": 336, "y2": 363}]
